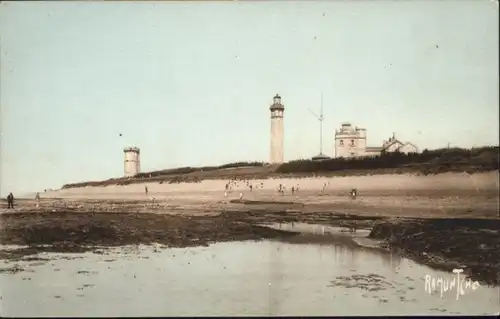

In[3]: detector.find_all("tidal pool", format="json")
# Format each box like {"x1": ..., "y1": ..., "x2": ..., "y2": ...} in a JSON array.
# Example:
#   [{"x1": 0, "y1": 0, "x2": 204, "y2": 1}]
[{"x1": 0, "y1": 236, "x2": 498, "y2": 316}]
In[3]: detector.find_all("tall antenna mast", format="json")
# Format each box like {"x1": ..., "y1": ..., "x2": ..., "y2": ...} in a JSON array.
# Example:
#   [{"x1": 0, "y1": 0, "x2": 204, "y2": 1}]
[
  {"x1": 320, "y1": 91, "x2": 324, "y2": 155},
  {"x1": 308, "y1": 91, "x2": 326, "y2": 157}
]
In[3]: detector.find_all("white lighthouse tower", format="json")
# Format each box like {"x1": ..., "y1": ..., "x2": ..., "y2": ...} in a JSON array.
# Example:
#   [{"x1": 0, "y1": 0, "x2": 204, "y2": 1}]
[
  {"x1": 123, "y1": 147, "x2": 140, "y2": 177},
  {"x1": 269, "y1": 94, "x2": 285, "y2": 164}
]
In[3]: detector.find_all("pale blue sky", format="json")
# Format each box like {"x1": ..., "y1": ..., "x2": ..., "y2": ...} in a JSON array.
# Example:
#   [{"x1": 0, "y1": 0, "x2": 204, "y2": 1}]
[{"x1": 1, "y1": 0, "x2": 498, "y2": 196}]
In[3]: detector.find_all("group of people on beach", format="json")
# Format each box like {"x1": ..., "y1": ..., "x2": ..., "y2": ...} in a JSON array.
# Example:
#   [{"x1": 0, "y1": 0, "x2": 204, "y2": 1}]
[
  {"x1": 223, "y1": 178, "x2": 263, "y2": 198},
  {"x1": 277, "y1": 183, "x2": 300, "y2": 195},
  {"x1": 222, "y1": 178, "x2": 305, "y2": 198},
  {"x1": 222, "y1": 180, "x2": 364, "y2": 198}
]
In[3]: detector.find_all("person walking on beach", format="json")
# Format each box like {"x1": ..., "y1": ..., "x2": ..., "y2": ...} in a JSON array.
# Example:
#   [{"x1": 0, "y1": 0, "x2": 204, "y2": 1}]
[
  {"x1": 145, "y1": 186, "x2": 148, "y2": 196},
  {"x1": 35, "y1": 192, "x2": 40, "y2": 208},
  {"x1": 350, "y1": 188, "x2": 357, "y2": 200},
  {"x1": 6, "y1": 193, "x2": 14, "y2": 209}
]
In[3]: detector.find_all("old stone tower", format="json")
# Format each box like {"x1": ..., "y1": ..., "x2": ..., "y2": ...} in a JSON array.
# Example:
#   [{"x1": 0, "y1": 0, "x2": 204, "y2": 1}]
[
  {"x1": 123, "y1": 147, "x2": 140, "y2": 177},
  {"x1": 269, "y1": 94, "x2": 285, "y2": 164}
]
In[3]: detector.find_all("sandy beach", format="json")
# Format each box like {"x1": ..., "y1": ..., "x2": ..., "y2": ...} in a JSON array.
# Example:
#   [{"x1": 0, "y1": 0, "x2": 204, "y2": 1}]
[{"x1": 38, "y1": 171, "x2": 499, "y2": 219}]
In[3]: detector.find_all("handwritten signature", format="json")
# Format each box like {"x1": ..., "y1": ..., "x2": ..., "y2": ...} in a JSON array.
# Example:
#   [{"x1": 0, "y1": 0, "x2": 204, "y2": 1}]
[{"x1": 424, "y1": 269, "x2": 480, "y2": 300}]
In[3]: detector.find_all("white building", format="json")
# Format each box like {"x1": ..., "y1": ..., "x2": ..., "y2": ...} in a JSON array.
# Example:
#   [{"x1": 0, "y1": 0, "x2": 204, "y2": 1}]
[
  {"x1": 381, "y1": 137, "x2": 419, "y2": 154},
  {"x1": 334, "y1": 123, "x2": 418, "y2": 158}
]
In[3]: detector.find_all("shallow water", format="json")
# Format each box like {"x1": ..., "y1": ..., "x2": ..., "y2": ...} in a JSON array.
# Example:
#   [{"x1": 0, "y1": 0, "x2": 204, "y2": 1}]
[
  {"x1": 263, "y1": 222, "x2": 372, "y2": 236},
  {"x1": 0, "y1": 237, "x2": 498, "y2": 316}
]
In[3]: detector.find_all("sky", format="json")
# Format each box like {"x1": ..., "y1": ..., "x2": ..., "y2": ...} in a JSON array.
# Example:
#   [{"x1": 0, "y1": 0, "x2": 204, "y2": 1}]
[{"x1": 0, "y1": 0, "x2": 498, "y2": 196}]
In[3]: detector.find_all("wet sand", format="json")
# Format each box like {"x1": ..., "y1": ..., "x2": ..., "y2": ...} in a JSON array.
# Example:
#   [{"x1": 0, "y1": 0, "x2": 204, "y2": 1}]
[{"x1": 1, "y1": 201, "x2": 499, "y2": 285}]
